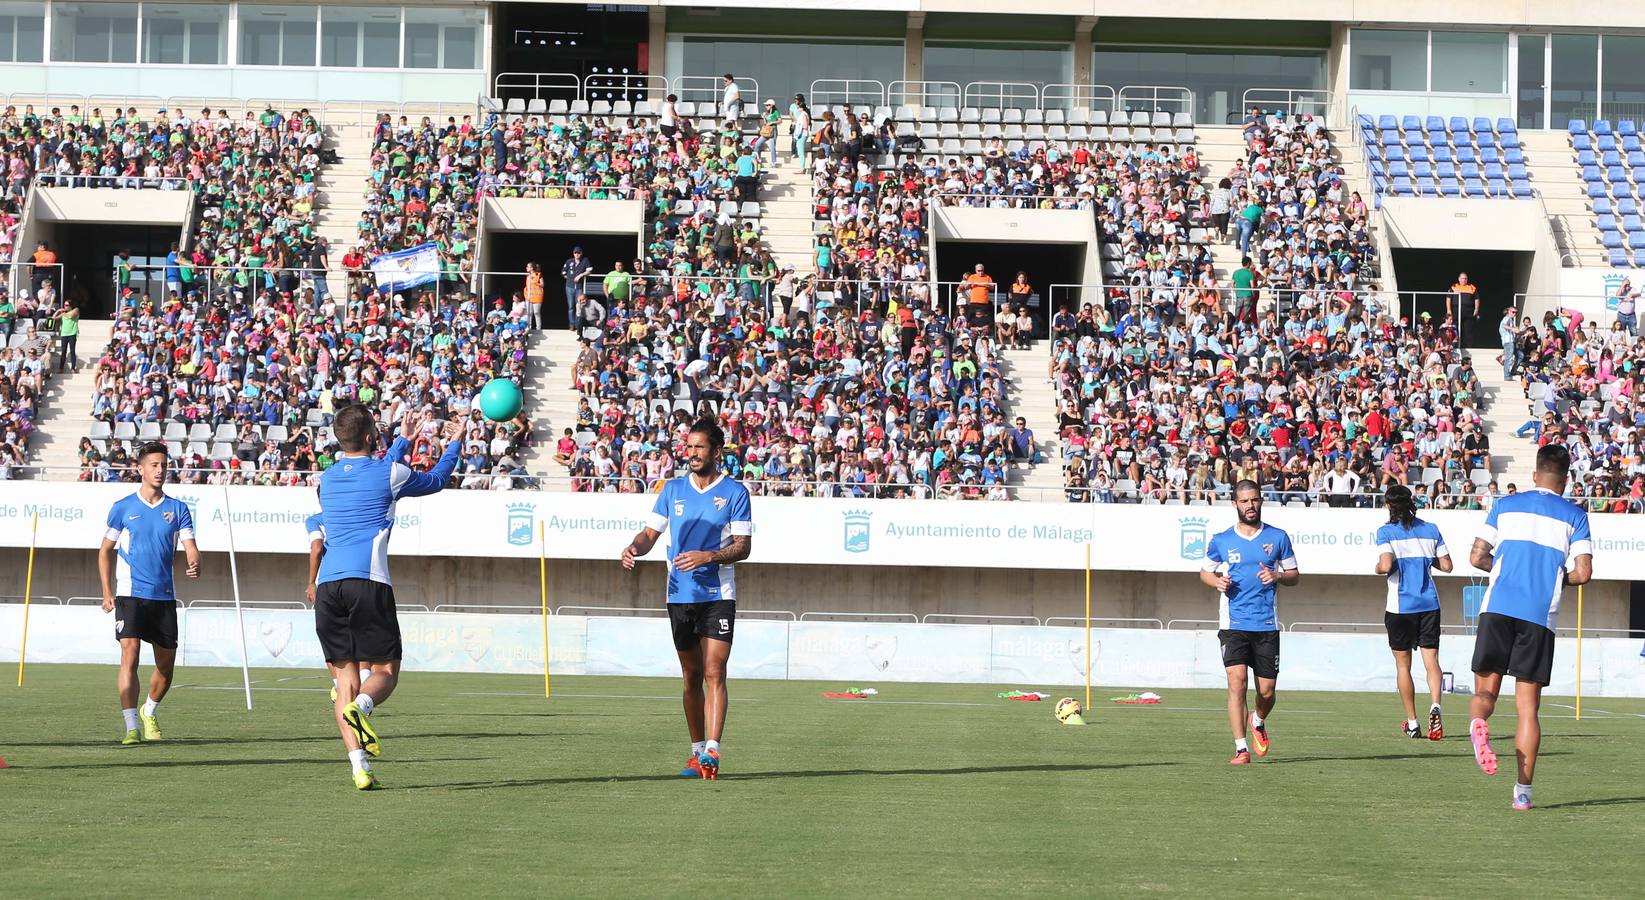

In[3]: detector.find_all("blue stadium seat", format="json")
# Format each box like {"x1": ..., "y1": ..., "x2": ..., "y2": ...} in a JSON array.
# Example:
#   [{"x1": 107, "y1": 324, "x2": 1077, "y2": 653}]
[
  {"x1": 1604, "y1": 149, "x2": 1623, "y2": 167},
  {"x1": 1402, "y1": 115, "x2": 1423, "y2": 132},
  {"x1": 1391, "y1": 177, "x2": 1415, "y2": 196},
  {"x1": 1410, "y1": 145, "x2": 1430, "y2": 162},
  {"x1": 1594, "y1": 197, "x2": 1615, "y2": 215},
  {"x1": 1582, "y1": 165, "x2": 1603, "y2": 181},
  {"x1": 1588, "y1": 181, "x2": 1611, "y2": 198},
  {"x1": 1627, "y1": 232, "x2": 1645, "y2": 250},
  {"x1": 1475, "y1": 131, "x2": 1499, "y2": 148},
  {"x1": 1483, "y1": 162, "x2": 1505, "y2": 180},
  {"x1": 1425, "y1": 115, "x2": 1445, "y2": 132},
  {"x1": 1414, "y1": 161, "x2": 1435, "y2": 178},
  {"x1": 1473, "y1": 117, "x2": 1494, "y2": 134},
  {"x1": 1357, "y1": 113, "x2": 1375, "y2": 129},
  {"x1": 1380, "y1": 129, "x2": 1401, "y2": 147},
  {"x1": 1633, "y1": 249, "x2": 1645, "y2": 267},
  {"x1": 1630, "y1": 151, "x2": 1645, "y2": 167},
  {"x1": 1625, "y1": 135, "x2": 1642, "y2": 153},
  {"x1": 1595, "y1": 119, "x2": 1614, "y2": 135},
  {"x1": 1572, "y1": 133, "x2": 1594, "y2": 151},
  {"x1": 1502, "y1": 133, "x2": 1521, "y2": 149},
  {"x1": 1416, "y1": 176, "x2": 1438, "y2": 195},
  {"x1": 1433, "y1": 146, "x2": 1453, "y2": 163},
  {"x1": 1449, "y1": 116, "x2": 1469, "y2": 135},
  {"x1": 1622, "y1": 120, "x2": 1639, "y2": 137},
  {"x1": 1632, "y1": 168, "x2": 1645, "y2": 185},
  {"x1": 1378, "y1": 114, "x2": 1398, "y2": 130},
  {"x1": 1578, "y1": 149, "x2": 1598, "y2": 166},
  {"x1": 1603, "y1": 230, "x2": 1625, "y2": 249},
  {"x1": 1463, "y1": 178, "x2": 1486, "y2": 197},
  {"x1": 1608, "y1": 166, "x2": 1629, "y2": 184},
  {"x1": 1385, "y1": 144, "x2": 1406, "y2": 162},
  {"x1": 1456, "y1": 146, "x2": 1478, "y2": 164},
  {"x1": 1599, "y1": 134, "x2": 1619, "y2": 152},
  {"x1": 1370, "y1": 159, "x2": 1386, "y2": 178},
  {"x1": 1497, "y1": 118, "x2": 1517, "y2": 134},
  {"x1": 1598, "y1": 214, "x2": 1619, "y2": 231},
  {"x1": 1438, "y1": 177, "x2": 1460, "y2": 196},
  {"x1": 1569, "y1": 119, "x2": 1588, "y2": 133},
  {"x1": 1504, "y1": 147, "x2": 1525, "y2": 164},
  {"x1": 1618, "y1": 197, "x2": 1639, "y2": 215},
  {"x1": 1621, "y1": 213, "x2": 1642, "y2": 232},
  {"x1": 1611, "y1": 248, "x2": 1631, "y2": 266},
  {"x1": 1461, "y1": 162, "x2": 1482, "y2": 179},
  {"x1": 1486, "y1": 177, "x2": 1508, "y2": 196},
  {"x1": 1366, "y1": 143, "x2": 1383, "y2": 161},
  {"x1": 1481, "y1": 147, "x2": 1501, "y2": 164},
  {"x1": 1436, "y1": 161, "x2": 1457, "y2": 179},
  {"x1": 1389, "y1": 160, "x2": 1410, "y2": 178}
]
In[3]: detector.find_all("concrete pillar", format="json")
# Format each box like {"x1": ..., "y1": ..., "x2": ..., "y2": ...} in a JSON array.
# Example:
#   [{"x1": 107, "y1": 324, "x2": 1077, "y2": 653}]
[
  {"x1": 904, "y1": 12, "x2": 925, "y2": 87},
  {"x1": 1327, "y1": 22, "x2": 1351, "y2": 125},
  {"x1": 647, "y1": 7, "x2": 667, "y2": 102},
  {"x1": 1073, "y1": 16, "x2": 1097, "y2": 86}
]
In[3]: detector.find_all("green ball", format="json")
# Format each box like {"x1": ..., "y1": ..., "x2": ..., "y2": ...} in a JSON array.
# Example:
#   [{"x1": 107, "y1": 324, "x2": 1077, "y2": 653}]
[{"x1": 477, "y1": 378, "x2": 522, "y2": 422}]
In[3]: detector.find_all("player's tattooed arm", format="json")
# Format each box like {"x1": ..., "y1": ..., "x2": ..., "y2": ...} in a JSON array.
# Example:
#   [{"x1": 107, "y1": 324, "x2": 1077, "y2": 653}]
[{"x1": 709, "y1": 534, "x2": 752, "y2": 565}]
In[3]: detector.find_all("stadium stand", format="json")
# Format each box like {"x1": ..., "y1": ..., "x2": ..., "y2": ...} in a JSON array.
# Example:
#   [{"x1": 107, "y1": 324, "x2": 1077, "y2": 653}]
[
  {"x1": 1566, "y1": 117, "x2": 1645, "y2": 267},
  {"x1": 1359, "y1": 114, "x2": 1531, "y2": 205}
]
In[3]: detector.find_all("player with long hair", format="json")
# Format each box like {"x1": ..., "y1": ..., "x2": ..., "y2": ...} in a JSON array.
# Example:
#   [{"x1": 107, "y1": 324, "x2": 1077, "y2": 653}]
[{"x1": 1374, "y1": 484, "x2": 1453, "y2": 740}]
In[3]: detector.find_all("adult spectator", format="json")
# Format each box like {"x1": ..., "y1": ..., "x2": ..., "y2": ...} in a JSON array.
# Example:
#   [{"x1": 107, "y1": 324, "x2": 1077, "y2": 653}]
[
  {"x1": 29, "y1": 240, "x2": 55, "y2": 296},
  {"x1": 1616, "y1": 277, "x2": 1638, "y2": 336},
  {"x1": 1448, "y1": 272, "x2": 1479, "y2": 347},
  {"x1": 57, "y1": 302, "x2": 79, "y2": 372},
  {"x1": 1498, "y1": 307, "x2": 1519, "y2": 379},
  {"x1": 964, "y1": 263, "x2": 995, "y2": 326},
  {"x1": 524, "y1": 262, "x2": 545, "y2": 330},
  {"x1": 1232, "y1": 257, "x2": 1259, "y2": 323},
  {"x1": 1234, "y1": 196, "x2": 1263, "y2": 256},
  {"x1": 1323, "y1": 458, "x2": 1362, "y2": 507},
  {"x1": 603, "y1": 261, "x2": 632, "y2": 307},
  {"x1": 562, "y1": 247, "x2": 593, "y2": 329},
  {"x1": 721, "y1": 74, "x2": 743, "y2": 123}
]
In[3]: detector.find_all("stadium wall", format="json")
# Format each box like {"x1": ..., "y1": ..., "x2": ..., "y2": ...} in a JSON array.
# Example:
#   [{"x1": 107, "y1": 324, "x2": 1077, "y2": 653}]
[
  {"x1": 4, "y1": 605, "x2": 1643, "y2": 697},
  {"x1": 929, "y1": 206, "x2": 1102, "y2": 288}
]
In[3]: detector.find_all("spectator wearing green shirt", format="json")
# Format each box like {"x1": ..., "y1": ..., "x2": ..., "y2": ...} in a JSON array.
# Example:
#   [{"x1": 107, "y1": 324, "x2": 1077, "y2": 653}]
[
  {"x1": 0, "y1": 293, "x2": 13, "y2": 339},
  {"x1": 1235, "y1": 198, "x2": 1264, "y2": 256},
  {"x1": 56, "y1": 303, "x2": 79, "y2": 372},
  {"x1": 602, "y1": 261, "x2": 631, "y2": 304},
  {"x1": 1232, "y1": 257, "x2": 1258, "y2": 324}
]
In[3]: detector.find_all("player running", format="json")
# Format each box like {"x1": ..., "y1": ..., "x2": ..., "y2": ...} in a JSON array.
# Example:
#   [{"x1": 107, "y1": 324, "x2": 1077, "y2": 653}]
[
  {"x1": 1199, "y1": 480, "x2": 1299, "y2": 765},
  {"x1": 98, "y1": 442, "x2": 200, "y2": 745},
  {"x1": 1374, "y1": 484, "x2": 1453, "y2": 740},
  {"x1": 621, "y1": 419, "x2": 754, "y2": 781},
  {"x1": 315, "y1": 405, "x2": 461, "y2": 790},
  {"x1": 1467, "y1": 444, "x2": 1592, "y2": 810}
]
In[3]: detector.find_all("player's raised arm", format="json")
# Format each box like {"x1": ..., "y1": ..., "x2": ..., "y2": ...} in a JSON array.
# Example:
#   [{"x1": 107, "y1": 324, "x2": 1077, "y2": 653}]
[{"x1": 390, "y1": 420, "x2": 463, "y2": 498}]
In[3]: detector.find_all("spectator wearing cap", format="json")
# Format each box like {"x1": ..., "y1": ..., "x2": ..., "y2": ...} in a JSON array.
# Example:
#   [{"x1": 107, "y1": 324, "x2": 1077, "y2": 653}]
[{"x1": 562, "y1": 247, "x2": 592, "y2": 329}]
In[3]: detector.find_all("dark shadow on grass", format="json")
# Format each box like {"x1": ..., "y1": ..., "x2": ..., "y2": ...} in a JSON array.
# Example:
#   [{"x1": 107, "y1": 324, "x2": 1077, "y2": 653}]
[
  {"x1": 1537, "y1": 795, "x2": 1645, "y2": 810},
  {"x1": 23, "y1": 756, "x2": 492, "y2": 771},
  {"x1": 3, "y1": 731, "x2": 586, "y2": 749},
  {"x1": 408, "y1": 760, "x2": 1178, "y2": 792},
  {"x1": 1265, "y1": 750, "x2": 1569, "y2": 765}
]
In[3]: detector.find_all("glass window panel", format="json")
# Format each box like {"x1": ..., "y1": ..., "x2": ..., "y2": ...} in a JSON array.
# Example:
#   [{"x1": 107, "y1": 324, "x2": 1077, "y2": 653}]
[
  {"x1": 362, "y1": 22, "x2": 398, "y2": 67},
  {"x1": 404, "y1": 7, "x2": 482, "y2": 70},
  {"x1": 1349, "y1": 29, "x2": 1426, "y2": 91},
  {"x1": 145, "y1": 17, "x2": 184, "y2": 63},
  {"x1": 14, "y1": 9, "x2": 42, "y2": 62},
  {"x1": 923, "y1": 42, "x2": 1072, "y2": 96},
  {"x1": 282, "y1": 18, "x2": 315, "y2": 66},
  {"x1": 443, "y1": 26, "x2": 477, "y2": 70},
  {"x1": 143, "y1": 3, "x2": 223, "y2": 65},
  {"x1": 1601, "y1": 35, "x2": 1645, "y2": 124},
  {"x1": 0, "y1": 1, "x2": 41, "y2": 62},
  {"x1": 1551, "y1": 33, "x2": 1599, "y2": 126},
  {"x1": 187, "y1": 20, "x2": 219, "y2": 65},
  {"x1": 240, "y1": 20, "x2": 280, "y2": 65},
  {"x1": 1517, "y1": 35, "x2": 1546, "y2": 130},
  {"x1": 676, "y1": 37, "x2": 903, "y2": 109},
  {"x1": 1431, "y1": 31, "x2": 1506, "y2": 93},
  {"x1": 239, "y1": 5, "x2": 314, "y2": 66},
  {"x1": 1092, "y1": 46, "x2": 1325, "y2": 124},
  {"x1": 404, "y1": 22, "x2": 437, "y2": 68},
  {"x1": 52, "y1": 1, "x2": 137, "y2": 63},
  {"x1": 321, "y1": 7, "x2": 398, "y2": 68},
  {"x1": 320, "y1": 20, "x2": 357, "y2": 67}
]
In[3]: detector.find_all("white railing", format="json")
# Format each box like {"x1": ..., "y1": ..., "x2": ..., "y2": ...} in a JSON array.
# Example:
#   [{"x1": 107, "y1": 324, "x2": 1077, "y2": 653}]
[
  {"x1": 1117, "y1": 85, "x2": 1194, "y2": 116},
  {"x1": 1039, "y1": 83, "x2": 1118, "y2": 112},
  {"x1": 492, "y1": 71, "x2": 582, "y2": 103},
  {"x1": 671, "y1": 75, "x2": 760, "y2": 112},
  {"x1": 1239, "y1": 88, "x2": 1332, "y2": 124},
  {"x1": 809, "y1": 79, "x2": 887, "y2": 109},
  {"x1": 962, "y1": 81, "x2": 1040, "y2": 110},
  {"x1": 888, "y1": 80, "x2": 963, "y2": 111}
]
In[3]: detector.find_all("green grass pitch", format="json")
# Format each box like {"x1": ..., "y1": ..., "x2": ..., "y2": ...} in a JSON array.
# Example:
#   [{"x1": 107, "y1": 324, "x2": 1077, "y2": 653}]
[{"x1": 3, "y1": 664, "x2": 1644, "y2": 897}]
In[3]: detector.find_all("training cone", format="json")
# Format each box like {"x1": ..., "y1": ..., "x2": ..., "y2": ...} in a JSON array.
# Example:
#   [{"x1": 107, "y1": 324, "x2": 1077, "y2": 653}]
[
  {"x1": 1063, "y1": 714, "x2": 1087, "y2": 726},
  {"x1": 477, "y1": 378, "x2": 523, "y2": 422},
  {"x1": 0, "y1": 756, "x2": 9, "y2": 768}
]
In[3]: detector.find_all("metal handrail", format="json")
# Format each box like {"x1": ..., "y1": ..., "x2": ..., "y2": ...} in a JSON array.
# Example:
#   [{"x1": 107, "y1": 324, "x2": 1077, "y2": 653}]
[
  {"x1": 1040, "y1": 83, "x2": 1116, "y2": 112},
  {"x1": 31, "y1": 175, "x2": 190, "y2": 190},
  {"x1": 1044, "y1": 616, "x2": 1164, "y2": 629},
  {"x1": 962, "y1": 81, "x2": 1040, "y2": 110},
  {"x1": 798, "y1": 611, "x2": 919, "y2": 623},
  {"x1": 478, "y1": 183, "x2": 647, "y2": 200},
  {"x1": 434, "y1": 603, "x2": 546, "y2": 614},
  {"x1": 809, "y1": 79, "x2": 887, "y2": 110},
  {"x1": 738, "y1": 609, "x2": 800, "y2": 622},
  {"x1": 671, "y1": 76, "x2": 760, "y2": 113},
  {"x1": 188, "y1": 599, "x2": 307, "y2": 609},
  {"x1": 66, "y1": 596, "x2": 105, "y2": 606},
  {"x1": 582, "y1": 73, "x2": 668, "y2": 104},
  {"x1": 931, "y1": 192, "x2": 1095, "y2": 209},
  {"x1": 920, "y1": 612, "x2": 1042, "y2": 626},
  {"x1": 492, "y1": 72, "x2": 582, "y2": 102},
  {"x1": 887, "y1": 80, "x2": 963, "y2": 110},
  {"x1": 554, "y1": 605, "x2": 669, "y2": 618},
  {"x1": 1166, "y1": 618, "x2": 1219, "y2": 630},
  {"x1": 1287, "y1": 621, "x2": 1385, "y2": 632},
  {"x1": 1117, "y1": 85, "x2": 1194, "y2": 116},
  {"x1": 1240, "y1": 89, "x2": 1332, "y2": 124},
  {"x1": 0, "y1": 594, "x2": 63, "y2": 604}
]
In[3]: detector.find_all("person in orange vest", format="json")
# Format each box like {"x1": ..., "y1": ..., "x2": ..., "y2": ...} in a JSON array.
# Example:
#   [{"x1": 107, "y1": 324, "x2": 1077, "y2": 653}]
[
  {"x1": 1448, "y1": 271, "x2": 1478, "y2": 348},
  {"x1": 964, "y1": 263, "x2": 995, "y2": 327},
  {"x1": 30, "y1": 240, "x2": 56, "y2": 296},
  {"x1": 524, "y1": 261, "x2": 544, "y2": 331}
]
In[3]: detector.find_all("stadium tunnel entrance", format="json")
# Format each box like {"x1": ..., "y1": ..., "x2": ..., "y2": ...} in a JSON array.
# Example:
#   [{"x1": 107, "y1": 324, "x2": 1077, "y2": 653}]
[
  {"x1": 1390, "y1": 248, "x2": 1526, "y2": 348},
  {"x1": 934, "y1": 239, "x2": 1086, "y2": 334},
  {"x1": 483, "y1": 231, "x2": 638, "y2": 329},
  {"x1": 49, "y1": 223, "x2": 182, "y2": 319}
]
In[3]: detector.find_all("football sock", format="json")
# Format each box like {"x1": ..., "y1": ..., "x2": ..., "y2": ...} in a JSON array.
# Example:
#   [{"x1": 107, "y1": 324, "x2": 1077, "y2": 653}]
[
  {"x1": 355, "y1": 693, "x2": 375, "y2": 716},
  {"x1": 1514, "y1": 783, "x2": 1533, "y2": 804},
  {"x1": 348, "y1": 749, "x2": 369, "y2": 773},
  {"x1": 1430, "y1": 702, "x2": 1442, "y2": 713},
  {"x1": 122, "y1": 708, "x2": 139, "y2": 731},
  {"x1": 704, "y1": 739, "x2": 720, "y2": 754},
  {"x1": 1234, "y1": 738, "x2": 1249, "y2": 753},
  {"x1": 691, "y1": 741, "x2": 705, "y2": 756},
  {"x1": 142, "y1": 698, "x2": 160, "y2": 717},
  {"x1": 360, "y1": 669, "x2": 373, "y2": 688},
  {"x1": 1406, "y1": 718, "x2": 1419, "y2": 731},
  {"x1": 1251, "y1": 715, "x2": 1265, "y2": 728}
]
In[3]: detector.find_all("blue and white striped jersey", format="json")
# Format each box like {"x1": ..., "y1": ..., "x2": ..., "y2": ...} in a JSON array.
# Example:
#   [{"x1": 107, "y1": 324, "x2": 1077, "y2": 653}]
[
  {"x1": 1374, "y1": 518, "x2": 1448, "y2": 614},
  {"x1": 104, "y1": 492, "x2": 195, "y2": 601},
  {"x1": 316, "y1": 440, "x2": 459, "y2": 586},
  {"x1": 646, "y1": 474, "x2": 754, "y2": 604},
  {"x1": 1478, "y1": 488, "x2": 1593, "y2": 630}
]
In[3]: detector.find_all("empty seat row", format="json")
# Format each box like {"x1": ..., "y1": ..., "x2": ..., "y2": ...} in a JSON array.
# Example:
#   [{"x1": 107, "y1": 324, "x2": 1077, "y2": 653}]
[
  {"x1": 1376, "y1": 160, "x2": 1527, "y2": 181},
  {"x1": 1368, "y1": 144, "x2": 1524, "y2": 165},
  {"x1": 1378, "y1": 176, "x2": 1532, "y2": 199},
  {"x1": 88, "y1": 421, "x2": 327, "y2": 445},
  {"x1": 1365, "y1": 127, "x2": 1520, "y2": 150},
  {"x1": 1370, "y1": 114, "x2": 1518, "y2": 135},
  {"x1": 1570, "y1": 119, "x2": 1644, "y2": 136}
]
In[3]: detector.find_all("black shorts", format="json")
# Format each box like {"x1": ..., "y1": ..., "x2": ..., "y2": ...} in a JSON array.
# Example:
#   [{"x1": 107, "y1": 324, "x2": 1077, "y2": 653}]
[
  {"x1": 1471, "y1": 612, "x2": 1556, "y2": 686},
  {"x1": 114, "y1": 596, "x2": 178, "y2": 649},
  {"x1": 669, "y1": 600, "x2": 735, "y2": 652},
  {"x1": 1386, "y1": 610, "x2": 1441, "y2": 651},
  {"x1": 314, "y1": 579, "x2": 402, "y2": 663},
  {"x1": 1219, "y1": 629, "x2": 1280, "y2": 679}
]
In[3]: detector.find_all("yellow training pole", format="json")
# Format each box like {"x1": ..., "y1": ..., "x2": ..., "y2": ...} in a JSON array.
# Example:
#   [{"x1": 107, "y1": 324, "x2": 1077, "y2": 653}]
[
  {"x1": 1576, "y1": 585, "x2": 1584, "y2": 720},
  {"x1": 16, "y1": 511, "x2": 38, "y2": 687},
  {"x1": 1084, "y1": 543, "x2": 1092, "y2": 711},
  {"x1": 539, "y1": 521, "x2": 551, "y2": 699}
]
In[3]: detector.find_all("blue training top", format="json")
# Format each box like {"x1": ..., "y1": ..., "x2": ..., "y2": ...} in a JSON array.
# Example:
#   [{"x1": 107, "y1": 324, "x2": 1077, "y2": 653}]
[
  {"x1": 317, "y1": 439, "x2": 459, "y2": 586},
  {"x1": 646, "y1": 473, "x2": 754, "y2": 604},
  {"x1": 1478, "y1": 488, "x2": 1592, "y2": 630},
  {"x1": 1374, "y1": 518, "x2": 1448, "y2": 614},
  {"x1": 104, "y1": 492, "x2": 195, "y2": 601},
  {"x1": 305, "y1": 513, "x2": 325, "y2": 545},
  {"x1": 1202, "y1": 522, "x2": 1297, "y2": 631}
]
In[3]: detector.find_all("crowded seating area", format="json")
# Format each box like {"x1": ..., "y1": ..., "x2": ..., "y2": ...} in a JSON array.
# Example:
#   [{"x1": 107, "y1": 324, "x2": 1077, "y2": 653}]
[
  {"x1": 76, "y1": 285, "x2": 535, "y2": 488},
  {"x1": 1508, "y1": 304, "x2": 1645, "y2": 511}
]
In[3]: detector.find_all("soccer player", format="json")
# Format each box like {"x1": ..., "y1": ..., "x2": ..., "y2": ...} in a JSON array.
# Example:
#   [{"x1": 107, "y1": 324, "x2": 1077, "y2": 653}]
[
  {"x1": 1374, "y1": 484, "x2": 1453, "y2": 740},
  {"x1": 315, "y1": 405, "x2": 461, "y2": 790},
  {"x1": 1199, "y1": 480, "x2": 1299, "y2": 765},
  {"x1": 1467, "y1": 444, "x2": 1592, "y2": 810},
  {"x1": 305, "y1": 513, "x2": 371, "y2": 704},
  {"x1": 98, "y1": 442, "x2": 200, "y2": 745},
  {"x1": 621, "y1": 419, "x2": 753, "y2": 780}
]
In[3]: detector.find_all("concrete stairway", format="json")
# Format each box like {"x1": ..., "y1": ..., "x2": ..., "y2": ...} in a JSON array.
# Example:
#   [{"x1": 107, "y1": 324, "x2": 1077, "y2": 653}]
[
  {"x1": 529, "y1": 329, "x2": 583, "y2": 489},
  {"x1": 1190, "y1": 127, "x2": 1252, "y2": 282},
  {"x1": 997, "y1": 344, "x2": 1061, "y2": 499},
  {"x1": 1474, "y1": 363, "x2": 1537, "y2": 489},
  {"x1": 1523, "y1": 130, "x2": 1608, "y2": 267},
  {"x1": 759, "y1": 164, "x2": 816, "y2": 275},
  {"x1": 311, "y1": 122, "x2": 376, "y2": 261},
  {"x1": 28, "y1": 318, "x2": 113, "y2": 477}
]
